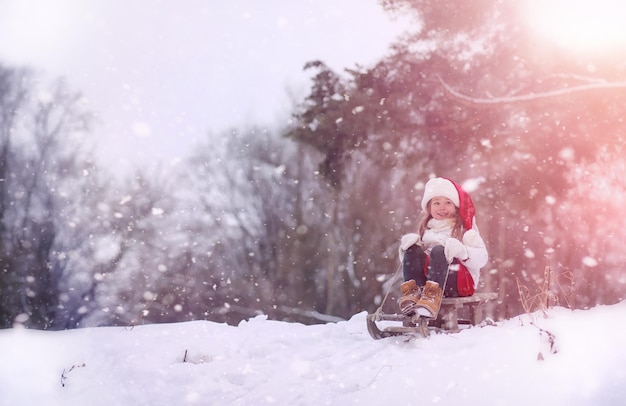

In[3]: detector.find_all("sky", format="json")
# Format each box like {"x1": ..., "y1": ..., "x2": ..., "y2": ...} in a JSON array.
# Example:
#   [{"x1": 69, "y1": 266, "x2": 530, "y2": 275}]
[
  {"x1": 0, "y1": 0, "x2": 411, "y2": 174},
  {"x1": 1, "y1": 302, "x2": 625, "y2": 405}
]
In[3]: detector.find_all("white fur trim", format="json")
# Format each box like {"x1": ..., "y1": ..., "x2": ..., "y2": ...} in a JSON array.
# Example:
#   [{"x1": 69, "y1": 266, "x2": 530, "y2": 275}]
[{"x1": 421, "y1": 178, "x2": 460, "y2": 211}]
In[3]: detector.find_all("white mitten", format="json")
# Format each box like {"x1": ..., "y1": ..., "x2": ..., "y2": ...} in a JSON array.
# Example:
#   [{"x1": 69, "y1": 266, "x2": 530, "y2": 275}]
[
  {"x1": 444, "y1": 238, "x2": 469, "y2": 263},
  {"x1": 462, "y1": 229, "x2": 485, "y2": 248},
  {"x1": 400, "y1": 233, "x2": 420, "y2": 251},
  {"x1": 422, "y1": 229, "x2": 448, "y2": 246},
  {"x1": 398, "y1": 233, "x2": 420, "y2": 262}
]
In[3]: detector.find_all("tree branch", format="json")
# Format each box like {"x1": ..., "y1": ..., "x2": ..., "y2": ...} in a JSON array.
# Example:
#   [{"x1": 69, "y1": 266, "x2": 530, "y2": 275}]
[{"x1": 437, "y1": 75, "x2": 626, "y2": 107}]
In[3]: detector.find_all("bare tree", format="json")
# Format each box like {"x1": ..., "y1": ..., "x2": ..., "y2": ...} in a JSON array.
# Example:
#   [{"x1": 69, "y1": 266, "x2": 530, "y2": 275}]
[{"x1": 0, "y1": 67, "x2": 100, "y2": 329}]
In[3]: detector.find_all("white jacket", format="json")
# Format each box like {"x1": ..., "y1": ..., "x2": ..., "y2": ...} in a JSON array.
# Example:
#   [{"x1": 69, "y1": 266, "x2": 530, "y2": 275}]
[{"x1": 399, "y1": 218, "x2": 488, "y2": 288}]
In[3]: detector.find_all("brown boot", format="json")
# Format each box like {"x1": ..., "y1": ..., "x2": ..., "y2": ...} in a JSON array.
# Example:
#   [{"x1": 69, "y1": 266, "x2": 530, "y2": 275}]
[
  {"x1": 397, "y1": 280, "x2": 421, "y2": 315},
  {"x1": 416, "y1": 281, "x2": 443, "y2": 319}
]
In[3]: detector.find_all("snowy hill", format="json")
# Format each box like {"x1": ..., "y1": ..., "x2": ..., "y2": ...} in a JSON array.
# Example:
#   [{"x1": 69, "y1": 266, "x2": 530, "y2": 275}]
[{"x1": 1, "y1": 302, "x2": 625, "y2": 406}]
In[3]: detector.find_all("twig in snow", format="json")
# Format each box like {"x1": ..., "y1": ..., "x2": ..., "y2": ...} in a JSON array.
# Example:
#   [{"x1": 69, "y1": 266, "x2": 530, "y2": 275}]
[
  {"x1": 516, "y1": 257, "x2": 576, "y2": 322},
  {"x1": 531, "y1": 322, "x2": 558, "y2": 361},
  {"x1": 61, "y1": 363, "x2": 86, "y2": 387}
]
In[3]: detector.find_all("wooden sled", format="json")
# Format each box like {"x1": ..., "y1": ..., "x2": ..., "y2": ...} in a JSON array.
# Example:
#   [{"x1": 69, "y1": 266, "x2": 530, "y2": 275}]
[{"x1": 367, "y1": 292, "x2": 498, "y2": 339}]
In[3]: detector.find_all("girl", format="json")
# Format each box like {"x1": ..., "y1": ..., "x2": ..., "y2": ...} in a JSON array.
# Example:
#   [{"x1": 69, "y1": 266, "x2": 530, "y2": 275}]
[{"x1": 398, "y1": 177, "x2": 488, "y2": 319}]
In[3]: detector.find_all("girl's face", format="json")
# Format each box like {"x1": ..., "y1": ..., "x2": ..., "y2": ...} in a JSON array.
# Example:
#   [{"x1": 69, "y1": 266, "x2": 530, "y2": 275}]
[{"x1": 429, "y1": 196, "x2": 457, "y2": 220}]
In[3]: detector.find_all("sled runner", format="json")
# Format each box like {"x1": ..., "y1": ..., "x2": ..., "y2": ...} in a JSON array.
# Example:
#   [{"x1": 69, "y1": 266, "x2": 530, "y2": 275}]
[
  {"x1": 366, "y1": 312, "x2": 431, "y2": 339},
  {"x1": 367, "y1": 292, "x2": 498, "y2": 339}
]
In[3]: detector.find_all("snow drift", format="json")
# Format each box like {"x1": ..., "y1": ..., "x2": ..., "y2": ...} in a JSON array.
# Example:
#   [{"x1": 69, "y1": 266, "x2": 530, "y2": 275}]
[{"x1": 1, "y1": 301, "x2": 625, "y2": 405}]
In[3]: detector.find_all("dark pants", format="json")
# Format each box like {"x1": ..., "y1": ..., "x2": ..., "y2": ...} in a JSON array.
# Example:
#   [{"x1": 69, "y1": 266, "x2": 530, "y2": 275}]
[{"x1": 402, "y1": 244, "x2": 460, "y2": 297}]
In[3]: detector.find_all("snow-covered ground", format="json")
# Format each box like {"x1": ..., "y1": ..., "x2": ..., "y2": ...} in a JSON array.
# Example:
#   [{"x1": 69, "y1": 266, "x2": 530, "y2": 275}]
[{"x1": 1, "y1": 302, "x2": 625, "y2": 406}]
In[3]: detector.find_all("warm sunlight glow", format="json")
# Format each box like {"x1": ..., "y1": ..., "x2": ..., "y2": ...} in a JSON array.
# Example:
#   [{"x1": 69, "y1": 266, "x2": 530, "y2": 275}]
[{"x1": 526, "y1": 0, "x2": 626, "y2": 52}]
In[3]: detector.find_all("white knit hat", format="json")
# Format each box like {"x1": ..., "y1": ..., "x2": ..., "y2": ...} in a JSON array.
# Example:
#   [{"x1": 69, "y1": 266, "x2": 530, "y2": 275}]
[{"x1": 421, "y1": 177, "x2": 460, "y2": 211}]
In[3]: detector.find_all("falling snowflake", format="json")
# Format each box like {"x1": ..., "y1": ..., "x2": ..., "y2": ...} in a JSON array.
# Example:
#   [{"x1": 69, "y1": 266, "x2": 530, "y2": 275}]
[{"x1": 582, "y1": 256, "x2": 598, "y2": 267}]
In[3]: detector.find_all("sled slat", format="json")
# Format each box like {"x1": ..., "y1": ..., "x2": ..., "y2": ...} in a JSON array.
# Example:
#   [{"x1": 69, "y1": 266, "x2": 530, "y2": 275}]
[{"x1": 439, "y1": 292, "x2": 498, "y2": 331}]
